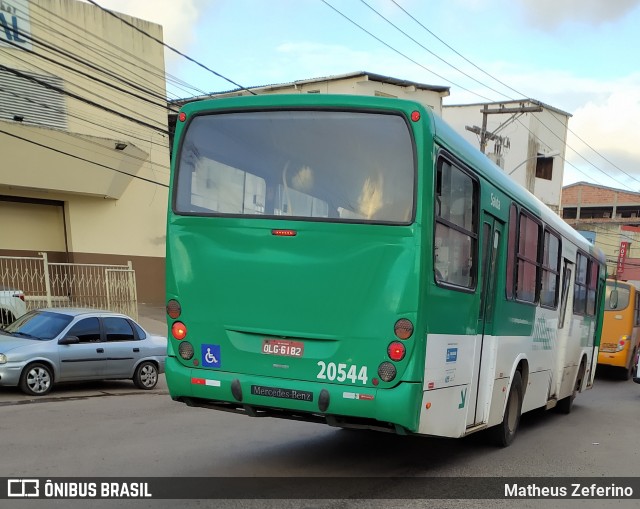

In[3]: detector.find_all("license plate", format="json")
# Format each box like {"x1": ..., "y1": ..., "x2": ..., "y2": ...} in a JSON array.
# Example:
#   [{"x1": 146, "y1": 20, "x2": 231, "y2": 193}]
[
  {"x1": 262, "y1": 339, "x2": 304, "y2": 357},
  {"x1": 251, "y1": 385, "x2": 313, "y2": 402}
]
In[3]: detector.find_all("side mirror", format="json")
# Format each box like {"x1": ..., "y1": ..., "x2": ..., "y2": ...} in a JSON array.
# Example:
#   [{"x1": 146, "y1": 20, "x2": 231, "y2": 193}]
[
  {"x1": 609, "y1": 289, "x2": 619, "y2": 309},
  {"x1": 58, "y1": 336, "x2": 80, "y2": 345}
]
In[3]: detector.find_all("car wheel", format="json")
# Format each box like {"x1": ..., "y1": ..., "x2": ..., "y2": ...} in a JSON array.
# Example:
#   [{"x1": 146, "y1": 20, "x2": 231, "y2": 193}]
[
  {"x1": 19, "y1": 362, "x2": 53, "y2": 396},
  {"x1": 490, "y1": 370, "x2": 523, "y2": 447},
  {"x1": 133, "y1": 361, "x2": 158, "y2": 390}
]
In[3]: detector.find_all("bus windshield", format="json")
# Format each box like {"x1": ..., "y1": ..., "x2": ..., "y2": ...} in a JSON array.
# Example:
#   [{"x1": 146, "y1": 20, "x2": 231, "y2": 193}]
[
  {"x1": 174, "y1": 110, "x2": 415, "y2": 223},
  {"x1": 605, "y1": 281, "x2": 630, "y2": 311}
]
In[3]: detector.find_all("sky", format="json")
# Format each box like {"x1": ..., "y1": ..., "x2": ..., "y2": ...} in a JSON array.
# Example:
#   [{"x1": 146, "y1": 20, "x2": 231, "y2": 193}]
[{"x1": 92, "y1": 0, "x2": 640, "y2": 191}]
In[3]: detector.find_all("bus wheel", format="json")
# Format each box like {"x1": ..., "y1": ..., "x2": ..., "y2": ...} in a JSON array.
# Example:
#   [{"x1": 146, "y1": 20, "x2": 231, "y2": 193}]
[
  {"x1": 491, "y1": 371, "x2": 523, "y2": 447},
  {"x1": 557, "y1": 361, "x2": 585, "y2": 414}
]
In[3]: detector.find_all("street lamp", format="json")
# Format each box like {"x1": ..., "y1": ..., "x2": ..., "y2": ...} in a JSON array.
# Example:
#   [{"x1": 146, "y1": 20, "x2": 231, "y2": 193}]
[{"x1": 508, "y1": 150, "x2": 561, "y2": 176}]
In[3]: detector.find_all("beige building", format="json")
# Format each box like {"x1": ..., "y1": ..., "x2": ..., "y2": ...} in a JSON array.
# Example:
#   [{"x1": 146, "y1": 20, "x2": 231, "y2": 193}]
[
  {"x1": 0, "y1": 0, "x2": 170, "y2": 304},
  {"x1": 443, "y1": 100, "x2": 570, "y2": 214},
  {"x1": 562, "y1": 182, "x2": 640, "y2": 277},
  {"x1": 170, "y1": 71, "x2": 449, "y2": 125}
]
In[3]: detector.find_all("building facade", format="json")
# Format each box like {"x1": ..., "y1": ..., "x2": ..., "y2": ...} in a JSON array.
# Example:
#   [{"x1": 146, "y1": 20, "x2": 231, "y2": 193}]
[
  {"x1": 168, "y1": 71, "x2": 450, "y2": 144},
  {"x1": 0, "y1": 0, "x2": 170, "y2": 304},
  {"x1": 175, "y1": 71, "x2": 450, "y2": 113},
  {"x1": 443, "y1": 99, "x2": 570, "y2": 214},
  {"x1": 562, "y1": 182, "x2": 640, "y2": 278}
]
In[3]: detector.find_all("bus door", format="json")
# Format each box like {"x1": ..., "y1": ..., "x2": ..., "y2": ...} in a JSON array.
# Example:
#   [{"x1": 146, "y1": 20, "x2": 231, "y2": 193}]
[
  {"x1": 553, "y1": 258, "x2": 574, "y2": 399},
  {"x1": 587, "y1": 269, "x2": 605, "y2": 388},
  {"x1": 467, "y1": 211, "x2": 503, "y2": 427}
]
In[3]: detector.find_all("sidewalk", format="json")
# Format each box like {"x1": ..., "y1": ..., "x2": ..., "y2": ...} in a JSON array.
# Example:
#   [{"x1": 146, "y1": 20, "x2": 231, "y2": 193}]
[{"x1": 137, "y1": 303, "x2": 167, "y2": 336}]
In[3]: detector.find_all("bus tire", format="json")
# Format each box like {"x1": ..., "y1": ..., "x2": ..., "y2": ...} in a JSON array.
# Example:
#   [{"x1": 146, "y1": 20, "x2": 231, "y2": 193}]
[
  {"x1": 491, "y1": 370, "x2": 523, "y2": 447},
  {"x1": 557, "y1": 361, "x2": 585, "y2": 414}
]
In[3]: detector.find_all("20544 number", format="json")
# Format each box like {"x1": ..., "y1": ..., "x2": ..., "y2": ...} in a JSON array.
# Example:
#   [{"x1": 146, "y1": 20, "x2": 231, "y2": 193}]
[{"x1": 316, "y1": 361, "x2": 368, "y2": 384}]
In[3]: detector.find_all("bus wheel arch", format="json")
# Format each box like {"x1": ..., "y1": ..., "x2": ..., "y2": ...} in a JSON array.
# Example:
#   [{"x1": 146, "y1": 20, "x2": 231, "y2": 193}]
[
  {"x1": 517, "y1": 360, "x2": 529, "y2": 392},
  {"x1": 557, "y1": 356, "x2": 586, "y2": 415},
  {"x1": 620, "y1": 348, "x2": 637, "y2": 381}
]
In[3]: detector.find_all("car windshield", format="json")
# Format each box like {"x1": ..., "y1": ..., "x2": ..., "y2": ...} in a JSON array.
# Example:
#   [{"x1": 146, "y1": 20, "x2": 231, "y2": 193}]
[{"x1": 3, "y1": 310, "x2": 74, "y2": 340}]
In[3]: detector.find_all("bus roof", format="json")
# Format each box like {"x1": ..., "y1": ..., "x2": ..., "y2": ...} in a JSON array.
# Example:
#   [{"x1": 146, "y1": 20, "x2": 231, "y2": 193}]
[{"x1": 176, "y1": 94, "x2": 603, "y2": 262}]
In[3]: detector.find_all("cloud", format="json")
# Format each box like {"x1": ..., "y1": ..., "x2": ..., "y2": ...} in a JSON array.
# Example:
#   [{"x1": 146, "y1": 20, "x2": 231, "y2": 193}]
[
  {"x1": 515, "y1": 0, "x2": 640, "y2": 27},
  {"x1": 565, "y1": 75, "x2": 640, "y2": 187}
]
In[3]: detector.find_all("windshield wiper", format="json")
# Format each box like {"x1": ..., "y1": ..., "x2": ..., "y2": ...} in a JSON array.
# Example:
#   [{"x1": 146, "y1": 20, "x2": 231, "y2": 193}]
[{"x1": 11, "y1": 331, "x2": 38, "y2": 339}]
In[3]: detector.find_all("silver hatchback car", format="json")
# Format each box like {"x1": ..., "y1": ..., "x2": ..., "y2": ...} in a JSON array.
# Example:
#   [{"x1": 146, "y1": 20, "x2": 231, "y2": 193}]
[{"x1": 0, "y1": 308, "x2": 167, "y2": 396}]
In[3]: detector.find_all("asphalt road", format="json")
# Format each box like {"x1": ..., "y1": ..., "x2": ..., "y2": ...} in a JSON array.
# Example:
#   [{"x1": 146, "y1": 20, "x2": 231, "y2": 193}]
[
  {"x1": 1, "y1": 367, "x2": 638, "y2": 509},
  {"x1": 1, "y1": 308, "x2": 639, "y2": 508}
]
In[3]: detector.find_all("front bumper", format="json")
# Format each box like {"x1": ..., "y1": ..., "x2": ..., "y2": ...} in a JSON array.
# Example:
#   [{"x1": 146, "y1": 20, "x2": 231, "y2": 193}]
[{"x1": 0, "y1": 362, "x2": 25, "y2": 386}]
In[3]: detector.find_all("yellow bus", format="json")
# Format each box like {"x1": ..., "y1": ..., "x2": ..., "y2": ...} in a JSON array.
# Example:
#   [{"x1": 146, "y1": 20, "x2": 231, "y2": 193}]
[{"x1": 599, "y1": 279, "x2": 640, "y2": 379}]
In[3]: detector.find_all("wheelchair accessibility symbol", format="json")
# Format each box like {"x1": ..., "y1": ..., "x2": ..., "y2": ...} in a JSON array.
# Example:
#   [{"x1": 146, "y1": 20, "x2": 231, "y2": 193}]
[{"x1": 201, "y1": 344, "x2": 221, "y2": 368}]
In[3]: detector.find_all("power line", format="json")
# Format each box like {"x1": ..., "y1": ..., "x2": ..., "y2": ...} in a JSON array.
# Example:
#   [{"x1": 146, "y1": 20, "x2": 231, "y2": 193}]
[
  {"x1": 1, "y1": 35, "x2": 169, "y2": 111},
  {"x1": 0, "y1": 83, "x2": 171, "y2": 166},
  {"x1": 0, "y1": 128, "x2": 168, "y2": 189},
  {"x1": 389, "y1": 0, "x2": 639, "y2": 190},
  {"x1": 322, "y1": 0, "x2": 632, "y2": 191},
  {"x1": 0, "y1": 64, "x2": 168, "y2": 135},
  {"x1": 390, "y1": 0, "x2": 523, "y2": 99},
  {"x1": 358, "y1": 0, "x2": 504, "y2": 101},
  {"x1": 320, "y1": 0, "x2": 492, "y2": 100},
  {"x1": 17, "y1": 0, "x2": 209, "y2": 99},
  {"x1": 86, "y1": 0, "x2": 257, "y2": 96}
]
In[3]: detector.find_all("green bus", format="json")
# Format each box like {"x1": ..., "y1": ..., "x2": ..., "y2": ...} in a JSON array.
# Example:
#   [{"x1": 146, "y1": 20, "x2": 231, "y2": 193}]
[{"x1": 165, "y1": 94, "x2": 606, "y2": 446}]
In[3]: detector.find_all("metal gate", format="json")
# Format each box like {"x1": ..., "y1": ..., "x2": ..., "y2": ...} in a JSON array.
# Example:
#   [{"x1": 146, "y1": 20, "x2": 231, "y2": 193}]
[{"x1": 0, "y1": 252, "x2": 138, "y2": 322}]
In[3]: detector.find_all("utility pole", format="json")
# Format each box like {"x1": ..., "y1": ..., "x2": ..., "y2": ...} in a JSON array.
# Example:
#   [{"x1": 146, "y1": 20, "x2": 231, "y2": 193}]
[{"x1": 465, "y1": 103, "x2": 543, "y2": 154}]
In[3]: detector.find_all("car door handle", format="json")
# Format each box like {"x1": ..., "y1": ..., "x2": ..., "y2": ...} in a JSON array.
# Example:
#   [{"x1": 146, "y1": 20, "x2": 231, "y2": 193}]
[
  {"x1": 96, "y1": 348, "x2": 104, "y2": 353},
  {"x1": 133, "y1": 348, "x2": 140, "y2": 352}
]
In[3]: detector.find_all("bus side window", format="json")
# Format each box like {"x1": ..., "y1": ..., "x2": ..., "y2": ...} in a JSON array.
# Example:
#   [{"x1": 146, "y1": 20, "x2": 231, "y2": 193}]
[{"x1": 434, "y1": 156, "x2": 477, "y2": 289}]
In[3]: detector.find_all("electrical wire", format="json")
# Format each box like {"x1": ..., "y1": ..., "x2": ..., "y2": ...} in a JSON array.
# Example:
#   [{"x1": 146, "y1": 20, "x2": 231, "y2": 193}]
[
  {"x1": 0, "y1": 128, "x2": 168, "y2": 188},
  {"x1": 320, "y1": 0, "x2": 492, "y2": 100},
  {"x1": 16, "y1": 0, "x2": 209, "y2": 99},
  {"x1": 358, "y1": 0, "x2": 505, "y2": 100},
  {"x1": 0, "y1": 63, "x2": 168, "y2": 135},
  {"x1": 86, "y1": 0, "x2": 256, "y2": 96},
  {"x1": 388, "y1": 0, "x2": 640, "y2": 190}
]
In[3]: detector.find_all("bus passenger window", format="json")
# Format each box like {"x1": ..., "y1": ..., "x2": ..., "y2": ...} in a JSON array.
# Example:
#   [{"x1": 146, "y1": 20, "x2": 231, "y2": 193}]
[
  {"x1": 434, "y1": 157, "x2": 477, "y2": 289},
  {"x1": 573, "y1": 253, "x2": 589, "y2": 314},
  {"x1": 515, "y1": 213, "x2": 540, "y2": 303}
]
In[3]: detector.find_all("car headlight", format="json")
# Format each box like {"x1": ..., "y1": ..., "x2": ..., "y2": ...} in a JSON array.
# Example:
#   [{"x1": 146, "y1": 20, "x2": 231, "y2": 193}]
[{"x1": 0, "y1": 353, "x2": 7, "y2": 364}]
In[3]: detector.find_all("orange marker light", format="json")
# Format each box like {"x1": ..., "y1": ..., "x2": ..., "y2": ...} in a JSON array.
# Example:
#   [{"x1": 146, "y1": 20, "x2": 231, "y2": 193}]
[{"x1": 425, "y1": 402, "x2": 432, "y2": 409}]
